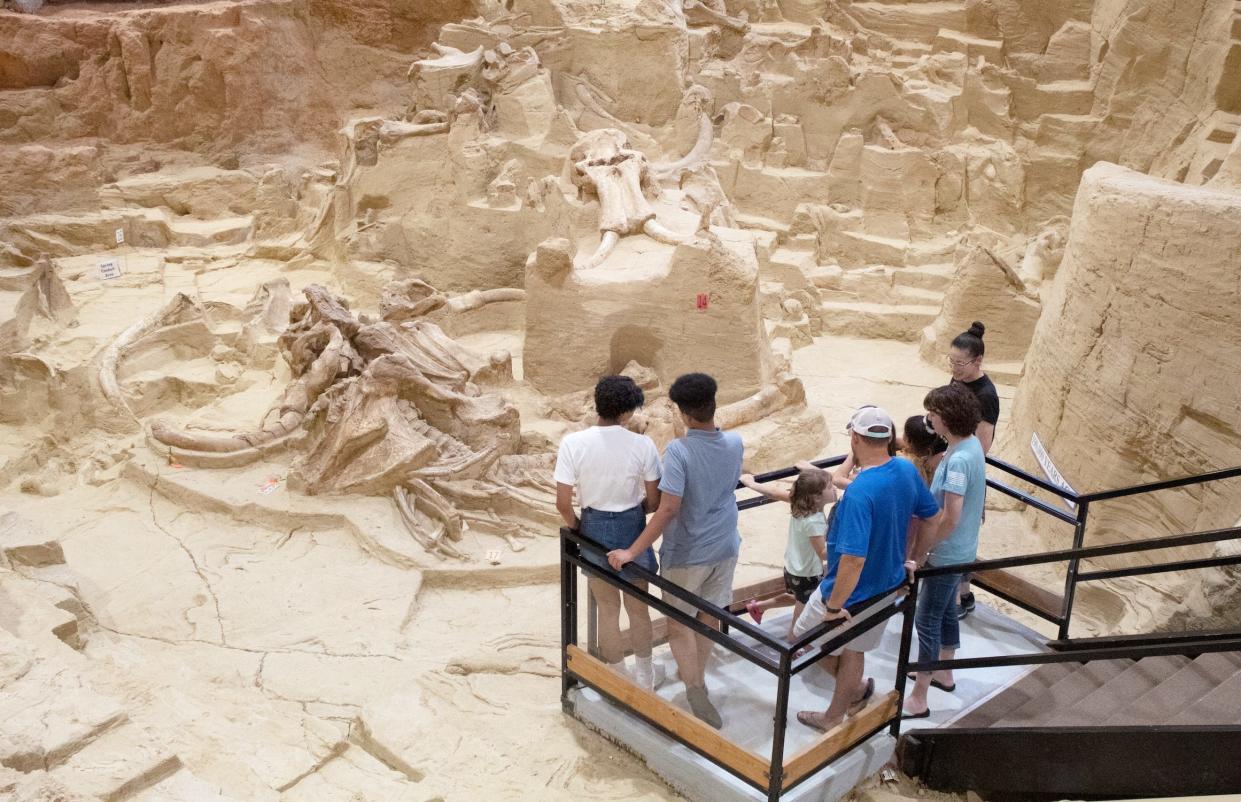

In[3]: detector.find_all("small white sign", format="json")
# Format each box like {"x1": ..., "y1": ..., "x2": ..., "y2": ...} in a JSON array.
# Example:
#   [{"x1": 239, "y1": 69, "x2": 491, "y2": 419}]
[
  {"x1": 98, "y1": 259, "x2": 123, "y2": 280},
  {"x1": 1030, "y1": 432, "x2": 1077, "y2": 511},
  {"x1": 115, "y1": 228, "x2": 125, "y2": 245}
]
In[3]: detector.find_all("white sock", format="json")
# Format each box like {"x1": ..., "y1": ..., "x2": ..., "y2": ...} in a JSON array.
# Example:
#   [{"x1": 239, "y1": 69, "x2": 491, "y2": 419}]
[{"x1": 634, "y1": 656, "x2": 665, "y2": 690}]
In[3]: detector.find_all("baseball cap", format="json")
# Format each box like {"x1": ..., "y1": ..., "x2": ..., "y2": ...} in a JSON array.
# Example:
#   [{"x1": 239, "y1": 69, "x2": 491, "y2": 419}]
[{"x1": 846, "y1": 405, "x2": 894, "y2": 439}]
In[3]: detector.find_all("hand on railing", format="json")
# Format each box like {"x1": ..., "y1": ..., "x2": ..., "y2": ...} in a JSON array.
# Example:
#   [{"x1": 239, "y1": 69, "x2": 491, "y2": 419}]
[
  {"x1": 606, "y1": 548, "x2": 633, "y2": 570},
  {"x1": 905, "y1": 560, "x2": 918, "y2": 586},
  {"x1": 823, "y1": 605, "x2": 852, "y2": 624}
]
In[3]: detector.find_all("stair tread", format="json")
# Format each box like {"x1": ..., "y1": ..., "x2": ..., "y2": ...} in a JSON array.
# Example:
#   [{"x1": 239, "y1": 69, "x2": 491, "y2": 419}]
[
  {"x1": 1104, "y1": 651, "x2": 1241, "y2": 726},
  {"x1": 951, "y1": 663, "x2": 1074, "y2": 728},
  {"x1": 1038, "y1": 656, "x2": 1189, "y2": 727},
  {"x1": 821, "y1": 300, "x2": 941, "y2": 314},
  {"x1": 1167, "y1": 664, "x2": 1241, "y2": 725},
  {"x1": 992, "y1": 659, "x2": 1132, "y2": 727}
]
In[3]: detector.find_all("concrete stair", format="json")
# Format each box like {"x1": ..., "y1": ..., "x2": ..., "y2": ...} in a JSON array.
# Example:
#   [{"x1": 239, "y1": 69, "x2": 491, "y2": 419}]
[
  {"x1": 812, "y1": 262, "x2": 951, "y2": 342},
  {"x1": 953, "y1": 652, "x2": 1241, "y2": 731}
]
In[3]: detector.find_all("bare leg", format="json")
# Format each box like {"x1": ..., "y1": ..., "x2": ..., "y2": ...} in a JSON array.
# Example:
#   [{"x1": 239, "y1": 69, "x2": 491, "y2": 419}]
[
  {"x1": 622, "y1": 582, "x2": 653, "y2": 659},
  {"x1": 787, "y1": 600, "x2": 805, "y2": 640},
  {"x1": 693, "y1": 611, "x2": 718, "y2": 682},
  {"x1": 801, "y1": 650, "x2": 865, "y2": 730},
  {"x1": 906, "y1": 671, "x2": 931, "y2": 716},
  {"x1": 937, "y1": 646, "x2": 956, "y2": 688},
  {"x1": 588, "y1": 577, "x2": 625, "y2": 665},
  {"x1": 756, "y1": 592, "x2": 795, "y2": 613},
  {"x1": 668, "y1": 619, "x2": 702, "y2": 688}
]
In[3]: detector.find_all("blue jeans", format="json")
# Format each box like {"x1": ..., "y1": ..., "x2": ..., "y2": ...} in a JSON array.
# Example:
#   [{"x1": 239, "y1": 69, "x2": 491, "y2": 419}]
[
  {"x1": 915, "y1": 571, "x2": 962, "y2": 669},
  {"x1": 579, "y1": 506, "x2": 657, "y2": 581}
]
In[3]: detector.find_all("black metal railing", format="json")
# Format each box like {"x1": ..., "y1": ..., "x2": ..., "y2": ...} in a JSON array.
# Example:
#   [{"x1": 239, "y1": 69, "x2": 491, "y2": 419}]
[
  {"x1": 561, "y1": 450, "x2": 1241, "y2": 799},
  {"x1": 898, "y1": 457, "x2": 1241, "y2": 735}
]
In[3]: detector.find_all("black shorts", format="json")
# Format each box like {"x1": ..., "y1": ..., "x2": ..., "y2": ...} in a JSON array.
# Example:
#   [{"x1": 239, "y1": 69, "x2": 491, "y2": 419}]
[{"x1": 784, "y1": 570, "x2": 821, "y2": 605}]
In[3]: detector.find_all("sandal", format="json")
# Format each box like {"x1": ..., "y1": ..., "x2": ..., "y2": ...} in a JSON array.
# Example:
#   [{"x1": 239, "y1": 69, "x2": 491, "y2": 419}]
[
  {"x1": 901, "y1": 708, "x2": 931, "y2": 720},
  {"x1": 847, "y1": 677, "x2": 875, "y2": 717},
  {"x1": 796, "y1": 710, "x2": 838, "y2": 733},
  {"x1": 905, "y1": 673, "x2": 956, "y2": 693},
  {"x1": 745, "y1": 599, "x2": 763, "y2": 624}
]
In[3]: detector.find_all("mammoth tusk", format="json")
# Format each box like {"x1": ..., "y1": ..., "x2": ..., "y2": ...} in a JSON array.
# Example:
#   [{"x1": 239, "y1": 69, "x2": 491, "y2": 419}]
[
  {"x1": 578, "y1": 230, "x2": 620, "y2": 270},
  {"x1": 652, "y1": 112, "x2": 714, "y2": 177},
  {"x1": 643, "y1": 218, "x2": 690, "y2": 245},
  {"x1": 100, "y1": 293, "x2": 201, "y2": 418}
]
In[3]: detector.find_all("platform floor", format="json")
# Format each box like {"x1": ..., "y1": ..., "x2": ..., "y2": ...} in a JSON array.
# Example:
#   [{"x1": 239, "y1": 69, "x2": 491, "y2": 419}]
[{"x1": 569, "y1": 600, "x2": 1050, "y2": 802}]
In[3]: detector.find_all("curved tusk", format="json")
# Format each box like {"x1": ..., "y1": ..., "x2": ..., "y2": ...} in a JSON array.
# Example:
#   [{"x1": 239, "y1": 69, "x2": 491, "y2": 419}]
[
  {"x1": 578, "y1": 230, "x2": 620, "y2": 270},
  {"x1": 652, "y1": 112, "x2": 714, "y2": 177},
  {"x1": 643, "y1": 218, "x2": 690, "y2": 245}
]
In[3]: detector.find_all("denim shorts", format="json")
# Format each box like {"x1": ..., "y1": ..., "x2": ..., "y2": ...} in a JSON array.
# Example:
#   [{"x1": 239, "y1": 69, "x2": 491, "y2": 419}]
[{"x1": 579, "y1": 506, "x2": 658, "y2": 582}]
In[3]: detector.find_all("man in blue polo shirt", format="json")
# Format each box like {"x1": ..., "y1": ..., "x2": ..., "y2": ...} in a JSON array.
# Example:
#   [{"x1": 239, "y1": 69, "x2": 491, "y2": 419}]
[
  {"x1": 608, "y1": 373, "x2": 742, "y2": 729},
  {"x1": 794, "y1": 405, "x2": 939, "y2": 733}
]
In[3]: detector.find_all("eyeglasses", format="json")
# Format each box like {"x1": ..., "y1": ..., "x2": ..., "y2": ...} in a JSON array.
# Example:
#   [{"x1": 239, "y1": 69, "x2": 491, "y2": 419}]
[{"x1": 947, "y1": 356, "x2": 976, "y2": 368}]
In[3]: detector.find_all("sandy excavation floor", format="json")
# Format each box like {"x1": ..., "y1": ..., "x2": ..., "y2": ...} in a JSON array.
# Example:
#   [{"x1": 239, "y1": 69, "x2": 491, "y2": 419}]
[{"x1": 0, "y1": 331, "x2": 1076, "y2": 802}]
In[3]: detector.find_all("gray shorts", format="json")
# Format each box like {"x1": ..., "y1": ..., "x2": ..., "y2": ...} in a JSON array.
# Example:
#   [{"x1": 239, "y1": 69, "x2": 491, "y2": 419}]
[
  {"x1": 793, "y1": 590, "x2": 892, "y2": 655},
  {"x1": 661, "y1": 557, "x2": 738, "y2": 617}
]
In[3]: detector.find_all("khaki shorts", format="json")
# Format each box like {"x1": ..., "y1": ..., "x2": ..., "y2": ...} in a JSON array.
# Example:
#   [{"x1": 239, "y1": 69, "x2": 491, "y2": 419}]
[
  {"x1": 661, "y1": 557, "x2": 738, "y2": 617},
  {"x1": 793, "y1": 589, "x2": 893, "y2": 655}
]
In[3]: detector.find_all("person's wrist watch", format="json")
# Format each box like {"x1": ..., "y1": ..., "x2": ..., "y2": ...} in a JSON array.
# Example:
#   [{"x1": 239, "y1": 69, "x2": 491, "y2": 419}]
[{"x1": 825, "y1": 604, "x2": 842, "y2": 614}]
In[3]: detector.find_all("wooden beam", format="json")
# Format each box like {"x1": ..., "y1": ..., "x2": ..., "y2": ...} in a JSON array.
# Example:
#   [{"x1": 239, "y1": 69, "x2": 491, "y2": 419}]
[
  {"x1": 782, "y1": 691, "x2": 899, "y2": 788},
  {"x1": 565, "y1": 644, "x2": 772, "y2": 788},
  {"x1": 973, "y1": 568, "x2": 1063, "y2": 621}
]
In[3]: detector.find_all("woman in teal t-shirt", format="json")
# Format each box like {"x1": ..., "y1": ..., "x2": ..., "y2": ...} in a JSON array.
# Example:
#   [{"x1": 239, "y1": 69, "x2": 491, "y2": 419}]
[{"x1": 904, "y1": 383, "x2": 986, "y2": 719}]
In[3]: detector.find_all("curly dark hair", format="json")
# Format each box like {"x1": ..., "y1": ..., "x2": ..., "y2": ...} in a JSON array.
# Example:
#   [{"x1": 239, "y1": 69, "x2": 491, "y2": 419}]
[
  {"x1": 924, "y1": 383, "x2": 982, "y2": 438},
  {"x1": 594, "y1": 375, "x2": 645, "y2": 421},
  {"x1": 668, "y1": 372, "x2": 717, "y2": 423}
]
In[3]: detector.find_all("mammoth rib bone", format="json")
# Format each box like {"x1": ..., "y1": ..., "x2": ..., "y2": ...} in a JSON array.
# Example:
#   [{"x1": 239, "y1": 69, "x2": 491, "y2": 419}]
[{"x1": 394, "y1": 485, "x2": 467, "y2": 561}]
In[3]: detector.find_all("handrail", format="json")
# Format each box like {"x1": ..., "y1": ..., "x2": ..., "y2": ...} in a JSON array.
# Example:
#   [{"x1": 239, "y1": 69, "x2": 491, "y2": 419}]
[
  {"x1": 736, "y1": 454, "x2": 847, "y2": 511},
  {"x1": 916, "y1": 524, "x2": 1241, "y2": 578},
  {"x1": 985, "y1": 454, "x2": 1080, "y2": 502},
  {"x1": 985, "y1": 477, "x2": 1078, "y2": 524},
  {"x1": 564, "y1": 527, "x2": 788, "y2": 656},
  {"x1": 1076, "y1": 464, "x2": 1241, "y2": 503}
]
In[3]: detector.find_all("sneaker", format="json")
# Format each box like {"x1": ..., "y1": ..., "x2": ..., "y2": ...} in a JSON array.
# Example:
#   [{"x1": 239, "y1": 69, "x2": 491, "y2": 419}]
[
  {"x1": 686, "y1": 686, "x2": 723, "y2": 729},
  {"x1": 956, "y1": 592, "x2": 975, "y2": 620}
]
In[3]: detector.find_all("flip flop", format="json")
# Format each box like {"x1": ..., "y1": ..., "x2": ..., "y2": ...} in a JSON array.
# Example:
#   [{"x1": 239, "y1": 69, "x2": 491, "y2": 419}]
[
  {"x1": 745, "y1": 600, "x2": 763, "y2": 624},
  {"x1": 905, "y1": 673, "x2": 956, "y2": 693},
  {"x1": 847, "y1": 677, "x2": 875, "y2": 717},
  {"x1": 901, "y1": 708, "x2": 931, "y2": 720},
  {"x1": 796, "y1": 710, "x2": 837, "y2": 733}
]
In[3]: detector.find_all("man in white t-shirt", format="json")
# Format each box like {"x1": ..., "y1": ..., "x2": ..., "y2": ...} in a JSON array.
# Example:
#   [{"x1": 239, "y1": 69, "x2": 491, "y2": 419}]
[{"x1": 554, "y1": 375, "x2": 664, "y2": 690}]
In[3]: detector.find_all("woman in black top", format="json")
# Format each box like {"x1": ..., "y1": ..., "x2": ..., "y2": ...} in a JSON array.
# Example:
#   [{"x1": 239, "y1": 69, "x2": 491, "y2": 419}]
[{"x1": 947, "y1": 321, "x2": 999, "y2": 452}]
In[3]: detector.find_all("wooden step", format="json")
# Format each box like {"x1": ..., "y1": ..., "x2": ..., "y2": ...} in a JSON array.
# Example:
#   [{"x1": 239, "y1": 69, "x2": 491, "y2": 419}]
[
  {"x1": 1104, "y1": 652, "x2": 1241, "y2": 726},
  {"x1": 1167, "y1": 660, "x2": 1241, "y2": 725},
  {"x1": 992, "y1": 660, "x2": 1132, "y2": 726},
  {"x1": 951, "y1": 663, "x2": 1074, "y2": 728},
  {"x1": 1039, "y1": 656, "x2": 1189, "y2": 726}
]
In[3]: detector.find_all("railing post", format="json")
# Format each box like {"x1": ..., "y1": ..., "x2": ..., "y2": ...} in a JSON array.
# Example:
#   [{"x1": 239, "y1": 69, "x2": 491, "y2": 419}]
[
  {"x1": 890, "y1": 577, "x2": 919, "y2": 737},
  {"x1": 1058, "y1": 501, "x2": 1090, "y2": 641},
  {"x1": 561, "y1": 528, "x2": 579, "y2": 706},
  {"x1": 768, "y1": 650, "x2": 792, "y2": 802},
  {"x1": 587, "y1": 593, "x2": 599, "y2": 658}
]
